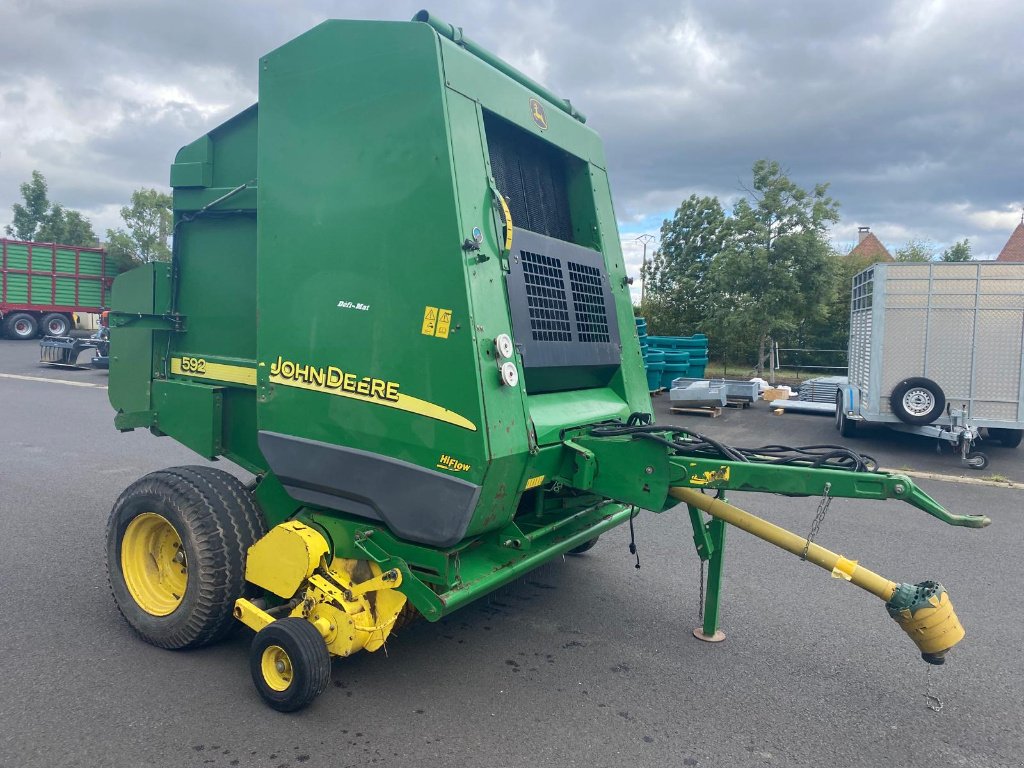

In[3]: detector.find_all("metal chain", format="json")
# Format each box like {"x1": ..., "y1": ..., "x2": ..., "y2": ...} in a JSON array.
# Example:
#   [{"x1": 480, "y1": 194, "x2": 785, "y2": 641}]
[
  {"x1": 924, "y1": 665, "x2": 944, "y2": 713},
  {"x1": 697, "y1": 560, "x2": 706, "y2": 621},
  {"x1": 801, "y1": 482, "x2": 832, "y2": 561}
]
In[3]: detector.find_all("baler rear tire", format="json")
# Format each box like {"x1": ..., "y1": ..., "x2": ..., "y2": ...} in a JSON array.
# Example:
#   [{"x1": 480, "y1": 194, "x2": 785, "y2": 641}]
[
  {"x1": 567, "y1": 537, "x2": 600, "y2": 555},
  {"x1": 106, "y1": 466, "x2": 266, "y2": 650},
  {"x1": 250, "y1": 618, "x2": 331, "y2": 712}
]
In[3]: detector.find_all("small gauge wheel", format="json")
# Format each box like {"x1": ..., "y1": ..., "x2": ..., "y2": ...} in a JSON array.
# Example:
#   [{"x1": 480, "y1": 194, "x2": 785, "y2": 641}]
[{"x1": 964, "y1": 451, "x2": 989, "y2": 470}]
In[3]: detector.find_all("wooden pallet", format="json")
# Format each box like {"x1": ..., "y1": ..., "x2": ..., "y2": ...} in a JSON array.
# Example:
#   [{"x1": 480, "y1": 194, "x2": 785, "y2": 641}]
[
  {"x1": 670, "y1": 405, "x2": 723, "y2": 418},
  {"x1": 724, "y1": 398, "x2": 752, "y2": 409}
]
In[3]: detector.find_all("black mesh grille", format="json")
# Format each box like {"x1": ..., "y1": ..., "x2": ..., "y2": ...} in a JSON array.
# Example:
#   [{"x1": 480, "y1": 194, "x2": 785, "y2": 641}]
[
  {"x1": 522, "y1": 250, "x2": 572, "y2": 341},
  {"x1": 568, "y1": 261, "x2": 611, "y2": 342},
  {"x1": 484, "y1": 111, "x2": 573, "y2": 243}
]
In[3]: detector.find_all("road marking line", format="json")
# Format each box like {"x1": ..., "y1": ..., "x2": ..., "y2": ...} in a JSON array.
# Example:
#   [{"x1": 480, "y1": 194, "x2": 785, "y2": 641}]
[
  {"x1": 880, "y1": 466, "x2": 1024, "y2": 490},
  {"x1": 0, "y1": 372, "x2": 107, "y2": 389}
]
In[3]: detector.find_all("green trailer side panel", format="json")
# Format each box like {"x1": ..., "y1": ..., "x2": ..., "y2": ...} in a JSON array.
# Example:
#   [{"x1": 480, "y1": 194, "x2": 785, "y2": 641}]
[
  {"x1": 5, "y1": 274, "x2": 28, "y2": 304},
  {"x1": 5, "y1": 243, "x2": 29, "y2": 270},
  {"x1": 31, "y1": 276, "x2": 53, "y2": 304}
]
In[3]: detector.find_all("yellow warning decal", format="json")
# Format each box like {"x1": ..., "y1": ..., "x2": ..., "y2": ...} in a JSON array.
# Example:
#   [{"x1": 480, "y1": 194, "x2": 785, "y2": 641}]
[
  {"x1": 688, "y1": 466, "x2": 730, "y2": 486},
  {"x1": 268, "y1": 356, "x2": 477, "y2": 432},
  {"x1": 421, "y1": 306, "x2": 438, "y2": 336},
  {"x1": 436, "y1": 309, "x2": 452, "y2": 339},
  {"x1": 171, "y1": 357, "x2": 256, "y2": 386},
  {"x1": 524, "y1": 475, "x2": 545, "y2": 490},
  {"x1": 422, "y1": 306, "x2": 453, "y2": 339}
]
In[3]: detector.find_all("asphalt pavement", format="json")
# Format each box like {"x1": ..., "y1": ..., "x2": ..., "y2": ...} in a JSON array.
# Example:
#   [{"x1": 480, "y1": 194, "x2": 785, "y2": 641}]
[{"x1": 1, "y1": 338, "x2": 1022, "y2": 768}]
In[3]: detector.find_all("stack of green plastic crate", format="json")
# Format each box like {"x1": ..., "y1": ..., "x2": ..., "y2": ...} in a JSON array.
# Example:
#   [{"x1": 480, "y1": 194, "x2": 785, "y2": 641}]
[{"x1": 643, "y1": 331, "x2": 709, "y2": 389}]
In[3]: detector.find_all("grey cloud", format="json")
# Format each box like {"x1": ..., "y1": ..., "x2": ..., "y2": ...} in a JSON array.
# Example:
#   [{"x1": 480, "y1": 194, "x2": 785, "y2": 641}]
[{"x1": 0, "y1": 1, "x2": 1021, "y2": 257}]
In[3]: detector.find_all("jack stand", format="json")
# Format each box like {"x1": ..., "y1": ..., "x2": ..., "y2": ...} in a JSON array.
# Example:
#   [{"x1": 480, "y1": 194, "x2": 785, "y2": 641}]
[{"x1": 689, "y1": 506, "x2": 727, "y2": 642}]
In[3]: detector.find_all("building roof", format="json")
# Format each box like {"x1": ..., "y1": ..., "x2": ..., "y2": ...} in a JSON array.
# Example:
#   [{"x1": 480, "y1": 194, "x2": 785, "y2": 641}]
[
  {"x1": 847, "y1": 232, "x2": 892, "y2": 262},
  {"x1": 996, "y1": 222, "x2": 1024, "y2": 262}
]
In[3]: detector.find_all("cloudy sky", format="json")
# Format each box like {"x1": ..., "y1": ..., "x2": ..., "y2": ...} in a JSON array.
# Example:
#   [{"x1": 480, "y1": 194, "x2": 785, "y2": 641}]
[{"x1": 1, "y1": 0, "x2": 1022, "y2": 295}]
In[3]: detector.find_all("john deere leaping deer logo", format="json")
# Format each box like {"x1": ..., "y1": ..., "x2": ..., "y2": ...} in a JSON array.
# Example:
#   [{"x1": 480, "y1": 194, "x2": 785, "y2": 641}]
[{"x1": 529, "y1": 98, "x2": 548, "y2": 130}]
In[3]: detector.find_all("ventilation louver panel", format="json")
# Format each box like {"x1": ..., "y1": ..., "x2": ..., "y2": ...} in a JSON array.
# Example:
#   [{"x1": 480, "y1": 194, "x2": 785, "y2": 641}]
[
  {"x1": 521, "y1": 250, "x2": 572, "y2": 342},
  {"x1": 506, "y1": 229, "x2": 620, "y2": 371}
]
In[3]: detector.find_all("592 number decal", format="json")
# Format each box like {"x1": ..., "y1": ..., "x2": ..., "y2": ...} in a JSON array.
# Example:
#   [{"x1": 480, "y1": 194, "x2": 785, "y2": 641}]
[{"x1": 181, "y1": 356, "x2": 207, "y2": 374}]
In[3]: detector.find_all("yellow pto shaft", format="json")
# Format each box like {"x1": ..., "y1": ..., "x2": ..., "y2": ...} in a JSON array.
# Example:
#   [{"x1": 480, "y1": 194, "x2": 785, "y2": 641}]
[{"x1": 669, "y1": 487, "x2": 966, "y2": 663}]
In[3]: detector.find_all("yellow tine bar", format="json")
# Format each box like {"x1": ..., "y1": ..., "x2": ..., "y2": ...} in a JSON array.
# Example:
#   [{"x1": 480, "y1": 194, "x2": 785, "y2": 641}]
[{"x1": 669, "y1": 487, "x2": 898, "y2": 602}]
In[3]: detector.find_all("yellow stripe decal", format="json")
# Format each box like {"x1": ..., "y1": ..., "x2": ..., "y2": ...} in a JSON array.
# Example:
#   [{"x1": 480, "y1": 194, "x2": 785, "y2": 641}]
[
  {"x1": 498, "y1": 193, "x2": 513, "y2": 251},
  {"x1": 524, "y1": 475, "x2": 545, "y2": 490},
  {"x1": 269, "y1": 373, "x2": 477, "y2": 432},
  {"x1": 171, "y1": 357, "x2": 256, "y2": 386}
]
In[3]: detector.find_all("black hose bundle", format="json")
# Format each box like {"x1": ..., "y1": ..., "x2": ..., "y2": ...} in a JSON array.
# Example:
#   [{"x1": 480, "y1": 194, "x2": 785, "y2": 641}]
[{"x1": 588, "y1": 422, "x2": 877, "y2": 473}]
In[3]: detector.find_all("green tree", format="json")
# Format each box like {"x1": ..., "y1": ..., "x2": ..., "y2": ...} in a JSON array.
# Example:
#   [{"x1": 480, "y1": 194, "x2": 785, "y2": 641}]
[
  {"x1": 105, "y1": 188, "x2": 173, "y2": 269},
  {"x1": 5, "y1": 170, "x2": 98, "y2": 246},
  {"x1": 36, "y1": 205, "x2": 98, "y2": 246},
  {"x1": 6, "y1": 171, "x2": 53, "y2": 240},
  {"x1": 642, "y1": 194, "x2": 729, "y2": 336},
  {"x1": 894, "y1": 239, "x2": 934, "y2": 262},
  {"x1": 709, "y1": 160, "x2": 840, "y2": 373},
  {"x1": 941, "y1": 238, "x2": 972, "y2": 262}
]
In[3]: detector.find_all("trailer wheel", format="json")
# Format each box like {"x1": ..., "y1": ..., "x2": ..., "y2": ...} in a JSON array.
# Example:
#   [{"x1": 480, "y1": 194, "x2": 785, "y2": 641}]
[
  {"x1": 106, "y1": 466, "x2": 266, "y2": 650},
  {"x1": 834, "y1": 392, "x2": 856, "y2": 437},
  {"x1": 3, "y1": 312, "x2": 38, "y2": 340},
  {"x1": 250, "y1": 618, "x2": 331, "y2": 712},
  {"x1": 567, "y1": 536, "x2": 600, "y2": 555},
  {"x1": 41, "y1": 312, "x2": 71, "y2": 337},
  {"x1": 965, "y1": 451, "x2": 989, "y2": 470},
  {"x1": 988, "y1": 428, "x2": 1023, "y2": 448},
  {"x1": 890, "y1": 377, "x2": 945, "y2": 425}
]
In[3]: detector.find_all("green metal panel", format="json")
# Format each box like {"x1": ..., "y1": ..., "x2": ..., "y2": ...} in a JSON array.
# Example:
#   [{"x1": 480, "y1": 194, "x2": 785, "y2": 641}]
[
  {"x1": 151, "y1": 379, "x2": 224, "y2": 459},
  {"x1": 255, "y1": 20, "x2": 490, "y2": 485},
  {"x1": 109, "y1": 263, "x2": 166, "y2": 417}
]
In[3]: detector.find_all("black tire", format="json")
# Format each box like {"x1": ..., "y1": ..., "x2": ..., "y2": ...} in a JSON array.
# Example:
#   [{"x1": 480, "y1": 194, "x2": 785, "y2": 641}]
[
  {"x1": 390, "y1": 602, "x2": 421, "y2": 634},
  {"x1": 988, "y1": 428, "x2": 1023, "y2": 448},
  {"x1": 890, "y1": 377, "x2": 945, "y2": 425},
  {"x1": 835, "y1": 392, "x2": 856, "y2": 437},
  {"x1": 965, "y1": 451, "x2": 989, "y2": 470},
  {"x1": 250, "y1": 618, "x2": 331, "y2": 712},
  {"x1": 3, "y1": 312, "x2": 38, "y2": 340},
  {"x1": 106, "y1": 466, "x2": 266, "y2": 650},
  {"x1": 40, "y1": 312, "x2": 72, "y2": 337},
  {"x1": 567, "y1": 536, "x2": 600, "y2": 555}
]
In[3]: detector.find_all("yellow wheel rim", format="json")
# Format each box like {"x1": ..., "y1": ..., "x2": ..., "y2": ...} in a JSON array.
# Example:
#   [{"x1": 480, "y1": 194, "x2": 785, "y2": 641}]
[
  {"x1": 261, "y1": 645, "x2": 294, "y2": 692},
  {"x1": 120, "y1": 512, "x2": 188, "y2": 616}
]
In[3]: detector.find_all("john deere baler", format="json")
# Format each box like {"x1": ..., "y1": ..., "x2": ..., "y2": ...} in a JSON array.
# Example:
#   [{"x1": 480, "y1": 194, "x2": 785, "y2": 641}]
[{"x1": 105, "y1": 11, "x2": 988, "y2": 711}]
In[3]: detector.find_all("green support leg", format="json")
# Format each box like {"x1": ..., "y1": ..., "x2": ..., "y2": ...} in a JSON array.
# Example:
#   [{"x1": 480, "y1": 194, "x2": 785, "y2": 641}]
[{"x1": 695, "y1": 516, "x2": 727, "y2": 643}]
